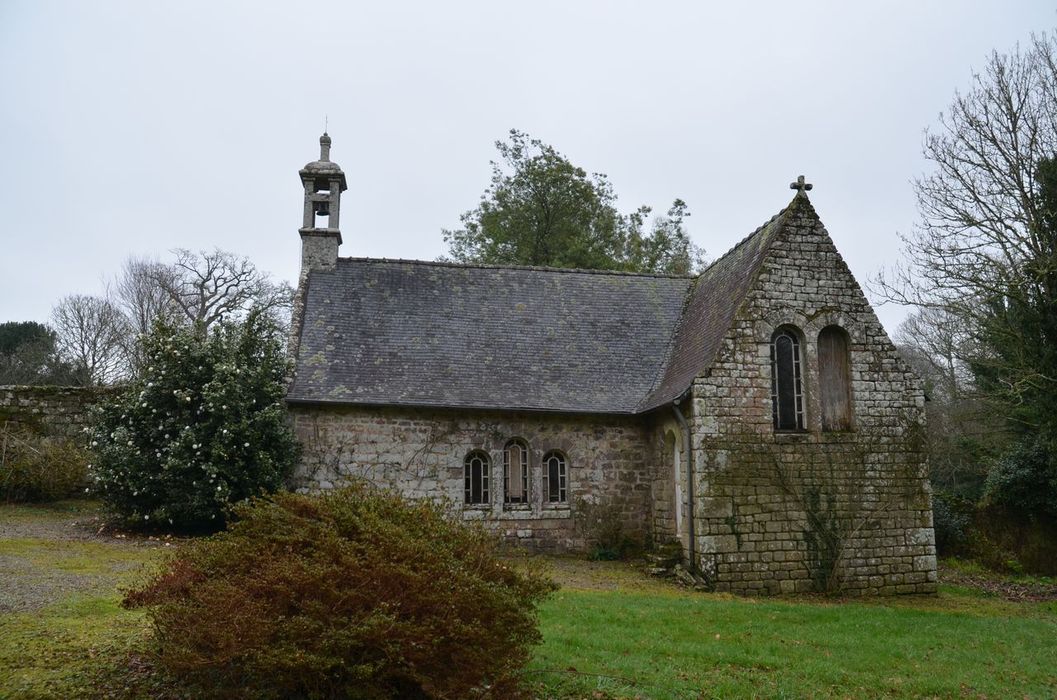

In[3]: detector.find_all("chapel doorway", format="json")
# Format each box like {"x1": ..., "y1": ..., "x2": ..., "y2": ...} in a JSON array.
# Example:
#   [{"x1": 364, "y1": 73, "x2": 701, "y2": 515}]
[{"x1": 667, "y1": 430, "x2": 690, "y2": 556}]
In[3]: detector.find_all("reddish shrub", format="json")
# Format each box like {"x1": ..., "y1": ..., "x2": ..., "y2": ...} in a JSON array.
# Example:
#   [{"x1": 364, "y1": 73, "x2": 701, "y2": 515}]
[{"x1": 125, "y1": 485, "x2": 555, "y2": 699}]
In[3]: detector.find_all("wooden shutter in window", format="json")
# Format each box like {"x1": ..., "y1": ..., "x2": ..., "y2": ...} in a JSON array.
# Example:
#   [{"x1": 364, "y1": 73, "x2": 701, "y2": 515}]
[{"x1": 818, "y1": 327, "x2": 852, "y2": 431}]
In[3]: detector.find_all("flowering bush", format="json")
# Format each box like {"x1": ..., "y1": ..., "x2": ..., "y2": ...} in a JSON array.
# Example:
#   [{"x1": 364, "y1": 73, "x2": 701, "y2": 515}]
[
  {"x1": 89, "y1": 311, "x2": 298, "y2": 530},
  {"x1": 124, "y1": 485, "x2": 556, "y2": 699}
]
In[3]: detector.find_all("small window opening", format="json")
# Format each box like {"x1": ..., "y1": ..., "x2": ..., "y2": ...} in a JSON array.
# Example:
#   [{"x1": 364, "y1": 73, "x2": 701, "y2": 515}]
[
  {"x1": 504, "y1": 439, "x2": 529, "y2": 504},
  {"x1": 771, "y1": 327, "x2": 805, "y2": 431},
  {"x1": 542, "y1": 451, "x2": 567, "y2": 504},
  {"x1": 464, "y1": 450, "x2": 490, "y2": 506}
]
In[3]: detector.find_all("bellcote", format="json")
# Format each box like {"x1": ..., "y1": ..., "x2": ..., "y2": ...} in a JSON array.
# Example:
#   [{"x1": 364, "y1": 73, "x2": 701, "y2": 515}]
[{"x1": 298, "y1": 133, "x2": 347, "y2": 272}]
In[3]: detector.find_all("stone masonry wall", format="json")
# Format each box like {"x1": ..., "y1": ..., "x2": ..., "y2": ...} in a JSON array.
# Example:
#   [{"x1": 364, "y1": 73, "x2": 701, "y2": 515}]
[
  {"x1": 289, "y1": 404, "x2": 657, "y2": 551},
  {"x1": 689, "y1": 201, "x2": 937, "y2": 595},
  {"x1": 0, "y1": 385, "x2": 117, "y2": 438}
]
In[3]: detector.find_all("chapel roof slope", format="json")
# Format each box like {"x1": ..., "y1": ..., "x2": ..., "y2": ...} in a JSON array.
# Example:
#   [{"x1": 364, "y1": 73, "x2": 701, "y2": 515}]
[
  {"x1": 638, "y1": 201, "x2": 792, "y2": 410},
  {"x1": 287, "y1": 197, "x2": 803, "y2": 415},
  {"x1": 286, "y1": 259, "x2": 693, "y2": 413}
]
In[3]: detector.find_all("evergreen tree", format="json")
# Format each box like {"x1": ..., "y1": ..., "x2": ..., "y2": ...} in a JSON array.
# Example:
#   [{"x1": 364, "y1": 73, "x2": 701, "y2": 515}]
[
  {"x1": 89, "y1": 311, "x2": 299, "y2": 530},
  {"x1": 444, "y1": 130, "x2": 703, "y2": 274}
]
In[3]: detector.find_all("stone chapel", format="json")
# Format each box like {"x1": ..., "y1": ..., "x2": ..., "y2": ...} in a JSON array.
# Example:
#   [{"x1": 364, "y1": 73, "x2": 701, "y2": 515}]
[{"x1": 286, "y1": 134, "x2": 938, "y2": 595}]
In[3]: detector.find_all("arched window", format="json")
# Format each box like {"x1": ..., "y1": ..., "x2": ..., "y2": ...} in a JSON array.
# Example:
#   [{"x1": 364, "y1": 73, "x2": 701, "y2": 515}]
[
  {"x1": 770, "y1": 326, "x2": 805, "y2": 431},
  {"x1": 504, "y1": 439, "x2": 529, "y2": 504},
  {"x1": 464, "y1": 450, "x2": 491, "y2": 506},
  {"x1": 542, "y1": 450, "x2": 567, "y2": 504},
  {"x1": 818, "y1": 325, "x2": 853, "y2": 431}
]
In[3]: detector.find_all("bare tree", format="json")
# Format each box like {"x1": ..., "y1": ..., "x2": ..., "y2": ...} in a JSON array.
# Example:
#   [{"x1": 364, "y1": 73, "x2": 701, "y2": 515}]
[
  {"x1": 895, "y1": 311, "x2": 996, "y2": 496},
  {"x1": 874, "y1": 31, "x2": 1057, "y2": 427},
  {"x1": 51, "y1": 294, "x2": 129, "y2": 385},
  {"x1": 893, "y1": 307, "x2": 972, "y2": 402},
  {"x1": 112, "y1": 256, "x2": 181, "y2": 337},
  {"x1": 876, "y1": 32, "x2": 1057, "y2": 312},
  {"x1": 153, "y1": 248, "x2": 292, "y2": 334},
  {"x1": 109, "y1": 256, "x2": 181, "y2": 373}
]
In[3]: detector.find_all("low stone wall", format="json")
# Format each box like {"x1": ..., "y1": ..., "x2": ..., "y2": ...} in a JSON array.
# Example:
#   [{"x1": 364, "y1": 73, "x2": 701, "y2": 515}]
[
  {"x1": 0, "y1": 385, "x2": 117, "y2": 438},
  {"x1": 289, "y1": 403, "x2": 659, "y2": 552}
]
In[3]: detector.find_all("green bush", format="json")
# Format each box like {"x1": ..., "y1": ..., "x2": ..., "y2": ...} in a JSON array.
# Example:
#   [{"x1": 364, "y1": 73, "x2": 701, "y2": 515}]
[
  {"x1": 124, "y1": 485, "x2": 555, "y2": 699},
  {"x1": 967, "y1": 505, "x2": 1057, "y2": 576},
  {"x1": 932, "y1": 491, "x2": 972, "y2": 556},
  {"x1": 983, "y1": 438, "x2": 1057, "y2": 520},
  {"x1": 0, "y1": 426, "x2": 88, "y2": 502},
  {"x1": 88, "y1": 312, "x2": 299, "y2": 531}
]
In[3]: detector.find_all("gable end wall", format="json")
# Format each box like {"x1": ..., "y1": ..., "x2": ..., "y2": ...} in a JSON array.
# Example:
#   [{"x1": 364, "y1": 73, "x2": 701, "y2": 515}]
[{"x1": 688, "y1": 203, "x2": 937, "y2": 595}]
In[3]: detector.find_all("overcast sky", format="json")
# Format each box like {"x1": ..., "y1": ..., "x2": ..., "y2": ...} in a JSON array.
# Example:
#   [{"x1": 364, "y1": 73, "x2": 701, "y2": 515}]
[{"x1": 2, "y1": 1, "x2": 1054, "y2": 335}]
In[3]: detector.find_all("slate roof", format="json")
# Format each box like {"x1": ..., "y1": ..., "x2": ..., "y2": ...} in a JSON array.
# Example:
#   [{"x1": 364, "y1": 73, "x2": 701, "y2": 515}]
[
  {"x1": 287, "y1": 198, "x2": 798, "y2": 414},
  {"x1": 640, "y1": 207, "x2": 788, "y2": 410}
]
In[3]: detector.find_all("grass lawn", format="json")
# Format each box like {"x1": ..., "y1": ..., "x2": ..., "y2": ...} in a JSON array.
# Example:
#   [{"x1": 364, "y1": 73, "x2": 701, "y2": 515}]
[
  {"x1": 2, "y1": 502, "x2": 1056, "y2": 699},
  {"x1": 528, "y1": 576, "x2": 1057, "y2": 698},
  {"x1": 0, "y1": 501, "x2": 167, "y2": 698}
]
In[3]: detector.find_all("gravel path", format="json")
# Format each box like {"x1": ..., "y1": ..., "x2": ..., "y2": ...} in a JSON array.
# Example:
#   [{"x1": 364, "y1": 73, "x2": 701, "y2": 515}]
[
  {"x1": 0, "y1": 503, "x2": 107, "y2": 541},
  {"x1": 0, "y1": 502, "x2": 167, "y2": 613}
]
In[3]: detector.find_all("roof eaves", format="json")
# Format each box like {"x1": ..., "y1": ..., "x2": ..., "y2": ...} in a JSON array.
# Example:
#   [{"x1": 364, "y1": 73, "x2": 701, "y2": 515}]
[{"x1": 284, "y1": 395, "x2": 641, "y2": 417}]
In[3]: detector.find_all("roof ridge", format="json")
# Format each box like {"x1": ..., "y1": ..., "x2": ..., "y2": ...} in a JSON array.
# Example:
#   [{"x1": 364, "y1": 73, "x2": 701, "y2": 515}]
[{"x1": 335, "y1": 256, "x2": 696, "y2": 279}]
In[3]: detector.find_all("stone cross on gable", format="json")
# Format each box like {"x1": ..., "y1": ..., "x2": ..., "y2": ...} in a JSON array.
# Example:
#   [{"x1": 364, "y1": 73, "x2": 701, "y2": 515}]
[{"x1": 790, "y1": 175, "x2": 813, "y2": 193}]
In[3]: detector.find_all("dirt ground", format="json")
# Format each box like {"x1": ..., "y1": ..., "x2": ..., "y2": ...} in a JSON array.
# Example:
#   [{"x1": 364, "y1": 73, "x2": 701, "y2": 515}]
[{"x1": 0, "y1": 501, "x2": 169, "y2": 613}]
